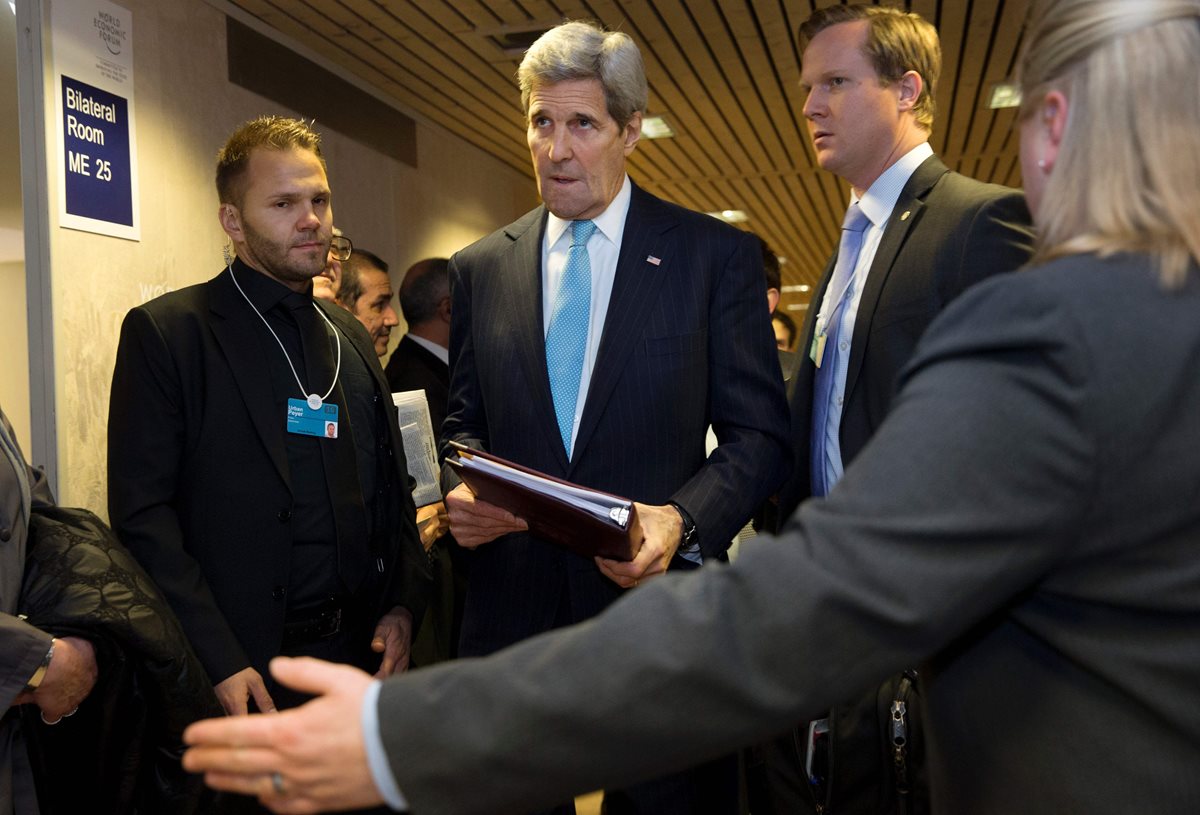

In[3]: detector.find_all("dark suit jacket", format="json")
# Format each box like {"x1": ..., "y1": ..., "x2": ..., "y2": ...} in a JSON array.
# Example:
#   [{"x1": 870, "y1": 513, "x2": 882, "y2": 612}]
[
  {"x1": 442, "y1": 182, "x2": 790, "y2": 655},
  {"x1": 107, "y1": 266, "x2": 429, "y2": 684},
  {"x1": 385, "y1": 334, "x2": 450, "y2": 444},
  {"x1": 380, "y1": 252, "x2": 1200, "y2": 815},
  {"x1": 777, "y1": 155, "x2": 1034, "y2": 519}
]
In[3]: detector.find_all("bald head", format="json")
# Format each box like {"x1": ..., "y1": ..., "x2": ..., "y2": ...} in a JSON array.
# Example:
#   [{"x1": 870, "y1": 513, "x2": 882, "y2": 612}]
[{"x1": 398, "y1": 258, "x2": 452, "y2": 350}]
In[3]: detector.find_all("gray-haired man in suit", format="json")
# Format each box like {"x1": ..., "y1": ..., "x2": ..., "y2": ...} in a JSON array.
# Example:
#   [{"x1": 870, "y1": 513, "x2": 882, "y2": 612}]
[{"x1": 436, "y1": 19, "x2": 789, "y2": 814}]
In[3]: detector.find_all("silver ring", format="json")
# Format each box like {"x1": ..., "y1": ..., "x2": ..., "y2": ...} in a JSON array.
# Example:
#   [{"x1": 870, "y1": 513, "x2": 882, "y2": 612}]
[
  {"x1": 271, "y1": 772, "x2": 286, "y2": 796},
  {"x1": 40, "y1": 711, "x2": 63, "y2": 726}
]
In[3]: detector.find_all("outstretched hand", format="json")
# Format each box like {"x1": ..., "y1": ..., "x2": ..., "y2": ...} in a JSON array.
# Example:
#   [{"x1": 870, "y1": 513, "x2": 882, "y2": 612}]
[{"x1": 184, "y1": 657, "x2": 382, "y2": 813}]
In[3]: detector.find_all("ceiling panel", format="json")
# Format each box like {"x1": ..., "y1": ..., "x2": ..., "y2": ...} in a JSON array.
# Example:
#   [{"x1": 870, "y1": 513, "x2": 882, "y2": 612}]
[{"x1": 224, "y1": 0, "x2": 1028, "y2": 313}]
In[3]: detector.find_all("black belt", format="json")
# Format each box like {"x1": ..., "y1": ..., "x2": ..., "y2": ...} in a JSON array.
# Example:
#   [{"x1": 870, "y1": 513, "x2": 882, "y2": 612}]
[{"x1": 281, "y1": 597, "x2": 345, "y2": 648}]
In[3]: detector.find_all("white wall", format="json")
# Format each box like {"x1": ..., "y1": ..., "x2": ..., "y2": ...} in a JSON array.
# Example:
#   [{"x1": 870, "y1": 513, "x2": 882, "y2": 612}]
[{"x1": 40, "y1": 0, "x2": 533, "y2": 512}]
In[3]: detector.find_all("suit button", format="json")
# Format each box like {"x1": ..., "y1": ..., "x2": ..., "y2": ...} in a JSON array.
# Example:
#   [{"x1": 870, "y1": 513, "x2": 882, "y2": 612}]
[
  {"x1": 0, "y1": 525, "x2": 10, "y2": 542},
  {"x1": 272, "y1": 586, "x2": 286, "y2": 601},
  {"x1": 277, "y1": 509, "x2": 291, "y2": 523}
]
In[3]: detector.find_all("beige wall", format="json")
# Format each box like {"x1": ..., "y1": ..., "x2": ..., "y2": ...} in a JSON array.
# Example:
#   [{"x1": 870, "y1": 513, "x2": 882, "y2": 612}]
[
  {"x1": 0, "y1": 260, "x2": 31, "y2": 454},
  {"x1": 43, "y1": 0, "x2": 533, "y2": 511}
]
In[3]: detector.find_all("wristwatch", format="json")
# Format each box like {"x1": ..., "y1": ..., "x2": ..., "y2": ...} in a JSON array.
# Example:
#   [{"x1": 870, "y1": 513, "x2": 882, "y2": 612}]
[
  {"x1": 24, "y1": 639, "x2": 55, "y2": 694},
  {"x1": 667, "y1": 501, "x2": 699, "y2": 553}
]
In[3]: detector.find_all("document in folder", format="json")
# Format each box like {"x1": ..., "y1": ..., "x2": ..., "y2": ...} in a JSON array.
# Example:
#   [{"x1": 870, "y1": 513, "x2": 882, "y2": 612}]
[{"x1": 446, "y1": 441, "x2": 640, "y2": 561}]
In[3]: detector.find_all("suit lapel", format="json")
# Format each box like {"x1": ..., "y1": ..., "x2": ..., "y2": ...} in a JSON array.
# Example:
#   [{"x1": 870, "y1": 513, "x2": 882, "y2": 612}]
[
  {"x1": 843, "y1": 155, "x2": 948, "y2": 403},
  {"x1": 208, "y1": 270, "x2": 291, "y2": 486},
  {"x1": 319, "y1": 300, "x2": 412, "y2": 470},
  {"x1": 569, "y1": 185, "x2": 677, "y2": 471},
  {"x1": 501, "y1": 207, "x2": 570, "y2": 471}
]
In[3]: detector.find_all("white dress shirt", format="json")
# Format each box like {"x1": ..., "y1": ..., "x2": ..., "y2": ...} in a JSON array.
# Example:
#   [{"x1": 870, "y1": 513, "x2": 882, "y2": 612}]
[{"x1": 541, "y1": 175, "x2": 632, "y2": 457}]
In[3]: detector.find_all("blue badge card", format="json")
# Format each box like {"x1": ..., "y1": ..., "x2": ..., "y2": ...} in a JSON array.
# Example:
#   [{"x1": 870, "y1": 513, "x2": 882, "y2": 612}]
[{"x1": 287, "y1": 398, "x2": 338, "y2": 438}]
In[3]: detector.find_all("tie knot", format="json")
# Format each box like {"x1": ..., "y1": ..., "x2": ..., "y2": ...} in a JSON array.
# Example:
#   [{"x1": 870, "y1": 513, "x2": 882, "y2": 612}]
[
  {"x1": 571, "y1": 219, "x2": 597, "y2": 247},
  {"x1": 841, "y1": 203, "x2": 870, "y2": 234}
]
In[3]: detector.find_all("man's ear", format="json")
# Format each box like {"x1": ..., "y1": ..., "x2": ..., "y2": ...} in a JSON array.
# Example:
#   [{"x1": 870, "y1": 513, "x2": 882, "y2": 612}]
[
  {"x1": 437, "y1": 295, "x2": 452, "y2": 324},
  {"x1": 896, "y1": 70, "x2": 923, "y2": 114},
  {"x1": 623, "y1": 111, "x2": 643, "y2": 156},
  {"x1": 218, "y1": 203, "x2": 243, "y2": 243}
]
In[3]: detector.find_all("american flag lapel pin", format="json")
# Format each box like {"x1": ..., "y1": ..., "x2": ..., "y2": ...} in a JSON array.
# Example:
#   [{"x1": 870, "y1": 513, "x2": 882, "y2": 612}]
[{"x1": 647, "y1": 255, "x2": 662, "y2": 266}]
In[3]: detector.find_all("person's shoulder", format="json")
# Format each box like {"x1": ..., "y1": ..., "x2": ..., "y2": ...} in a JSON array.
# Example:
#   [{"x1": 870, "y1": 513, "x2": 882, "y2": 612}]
[
  {"x1": 126, "y1": 273, "x2": 220, "y2": 322},
  {"x1": 631, "y1": 185, "x2": 751, "y2": 250},
  {"x1": 974, "y1": 252, "x2": 1162, "y2": 299},
  {"x1": 453, "y1": 207, "x2": 545, "y2": 265},
  {"x1": 385, "y1": 335, "x2": 421, "y2": 368},
  {"x1": 930, "y1": 252, "x2": 1175, "y2": 350},
  {"x1": 931, "y1": 167, "x2": 1026, "y2": 211}
]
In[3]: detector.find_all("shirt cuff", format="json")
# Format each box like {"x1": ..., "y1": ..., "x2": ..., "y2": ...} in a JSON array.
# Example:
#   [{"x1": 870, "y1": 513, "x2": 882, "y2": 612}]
[{"x1": 362, "y1": 679, "x2": 409, "y2": 811}]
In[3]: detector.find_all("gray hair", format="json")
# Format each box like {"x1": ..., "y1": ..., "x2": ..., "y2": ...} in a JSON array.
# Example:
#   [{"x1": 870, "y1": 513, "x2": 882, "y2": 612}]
[{"x1": 518, "y1": 21, "x2": 648, "y2": 128}]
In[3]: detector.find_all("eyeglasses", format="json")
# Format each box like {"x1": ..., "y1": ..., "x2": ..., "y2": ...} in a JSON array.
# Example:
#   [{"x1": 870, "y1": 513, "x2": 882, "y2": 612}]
[{"x1": 330, "y1": 235, "x2": 353, "y2": 262}]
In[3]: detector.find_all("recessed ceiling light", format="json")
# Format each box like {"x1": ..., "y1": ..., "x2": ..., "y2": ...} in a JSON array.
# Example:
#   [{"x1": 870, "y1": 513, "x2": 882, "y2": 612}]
[
  {"x1": 641, "y1": 115, "x2": 675, "y2": 139},
  {"x1": 706, "y1": 209, "x2": 748, "y2": 223},
  {"x1": 988, "y1": 83, "x2": 1022, "y2": 109},
  {"x1": 781, "y1": 284, "x2": 810, "y2": 293},
  {"x1": 786, "y1": 303, "x2": 809, "y2": 311}
]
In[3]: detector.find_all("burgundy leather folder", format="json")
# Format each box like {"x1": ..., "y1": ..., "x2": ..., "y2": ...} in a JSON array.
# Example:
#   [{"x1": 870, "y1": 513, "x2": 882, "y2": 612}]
[{"x1": 446, "y1": 442, "x2": 640, "y2": 562}]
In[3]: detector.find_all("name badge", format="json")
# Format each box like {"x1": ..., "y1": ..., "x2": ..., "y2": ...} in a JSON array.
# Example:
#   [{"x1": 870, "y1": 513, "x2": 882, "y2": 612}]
[{"x1": 287, "y1": 397, "x2": 338, "y2": 438}]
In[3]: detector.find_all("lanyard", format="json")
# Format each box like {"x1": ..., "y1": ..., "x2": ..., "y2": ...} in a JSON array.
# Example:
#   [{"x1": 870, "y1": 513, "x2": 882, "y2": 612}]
[
  {"x1": 228, "y1": 263, "x2": 342, "y2": 409},
  {"x1": 815, "y1": 268, "x2": 858, "y2": 339}
]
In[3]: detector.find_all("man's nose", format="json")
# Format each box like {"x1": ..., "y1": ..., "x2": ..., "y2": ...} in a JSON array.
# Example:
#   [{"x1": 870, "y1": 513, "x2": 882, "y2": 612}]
[
  {"x1": 548, "y1": 129, "x2": 573, "y2": 162},
  {"x1": 296, "y1": 204, "x2": 321, "y2": 230},
  {"x1": 801, "y1": 87, "x2": 822, "y2": 120}
]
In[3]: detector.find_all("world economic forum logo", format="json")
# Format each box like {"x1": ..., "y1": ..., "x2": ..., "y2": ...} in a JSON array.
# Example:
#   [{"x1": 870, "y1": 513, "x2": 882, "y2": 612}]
[{"x1": 93, "y1": 11, "x2": 126, "y2": 57}]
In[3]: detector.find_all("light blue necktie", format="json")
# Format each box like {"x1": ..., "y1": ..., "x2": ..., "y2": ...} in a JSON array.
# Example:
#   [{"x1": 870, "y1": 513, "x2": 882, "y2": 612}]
[
  {"x1": 810, "y1": 203, "x2": 871, "y2": 497},
  {"x1": 546, "y1": 219, "x2": 596, "y2": 457}
]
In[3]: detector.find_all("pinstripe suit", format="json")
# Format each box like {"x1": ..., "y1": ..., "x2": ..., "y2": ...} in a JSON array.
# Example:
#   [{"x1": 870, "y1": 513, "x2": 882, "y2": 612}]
[
  {"x1": 443, "y1": 182, "x2": 789, "y2": 651},
  {"x1": 440, "y1": 181, "x2": 790, "y2": 809}
]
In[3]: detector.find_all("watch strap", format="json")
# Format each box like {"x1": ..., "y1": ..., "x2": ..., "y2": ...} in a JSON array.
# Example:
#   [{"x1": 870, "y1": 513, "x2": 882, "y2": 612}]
[
  {"x1": 667, "y1": 501, "x2": 699, "y2": 553},
  {"x1": 24, "y1": 638, "x2": 55, "y2": 693}
]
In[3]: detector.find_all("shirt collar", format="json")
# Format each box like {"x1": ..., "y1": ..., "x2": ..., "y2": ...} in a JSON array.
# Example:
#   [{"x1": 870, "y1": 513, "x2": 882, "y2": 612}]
[
  {"x1": 229, "y1": 257, "x2": 312, "y2": 314},
  {"x1": 544, "y1": 175, "x2": 633, "y2": 249},
  {"x1": 852, "y1": 142, "x2": 934, "y2": 228}
]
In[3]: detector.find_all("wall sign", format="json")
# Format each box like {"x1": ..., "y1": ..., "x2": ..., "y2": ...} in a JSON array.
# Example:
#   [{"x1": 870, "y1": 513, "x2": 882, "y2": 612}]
[{"x1": 51, "y1": 0, "x2": 140, "y2": 240}]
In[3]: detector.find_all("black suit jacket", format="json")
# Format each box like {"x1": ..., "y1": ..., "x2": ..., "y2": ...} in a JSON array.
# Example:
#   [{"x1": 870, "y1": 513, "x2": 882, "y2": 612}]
[
  {"x1": 442, "y1": 182, "x2": 790, "y2": 655},
  {"x1": 385, "y1": 335, "x2": 450, "y2": 444},
  {"x1": 381, "y1": 252, "x2": 1200, "y2": 815},
  {"x1": 778, "y1": 155, "x2": 1034, "y2": 519},
  {"x1": 107, "y1": 266, "x2": 429, "y2": 684}
]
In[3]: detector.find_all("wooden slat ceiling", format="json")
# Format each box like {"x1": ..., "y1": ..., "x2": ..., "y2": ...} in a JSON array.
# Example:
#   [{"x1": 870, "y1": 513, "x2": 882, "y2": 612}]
[{"x1": 223, "y1": 0, "x2": 1029, "y2": 313}]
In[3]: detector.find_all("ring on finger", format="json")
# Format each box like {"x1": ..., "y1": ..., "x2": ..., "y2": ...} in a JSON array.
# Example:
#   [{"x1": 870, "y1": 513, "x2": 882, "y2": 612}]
[{"x1": 271, "y1": 772, "x2": 287, "y2": 796}]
